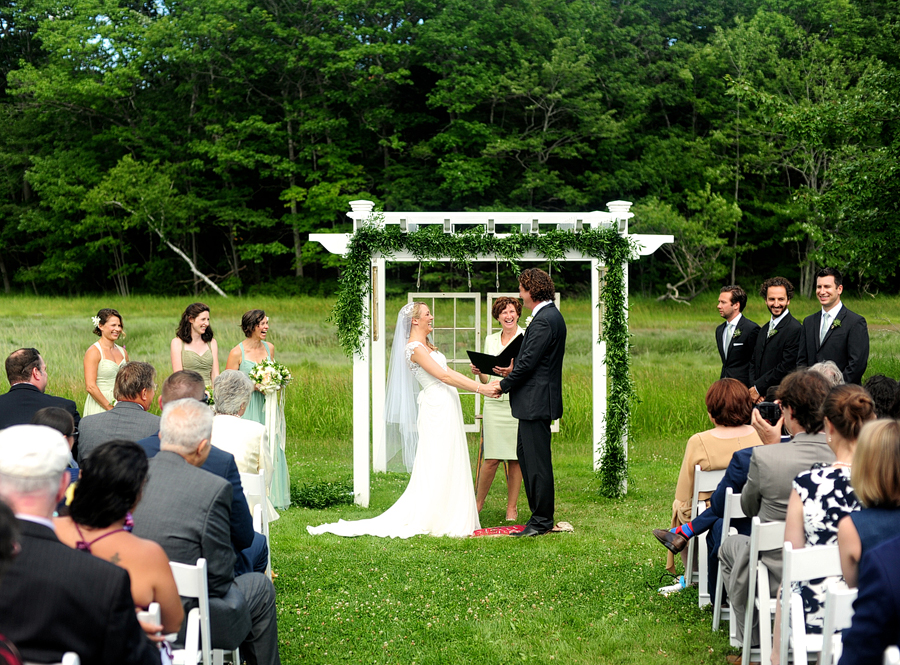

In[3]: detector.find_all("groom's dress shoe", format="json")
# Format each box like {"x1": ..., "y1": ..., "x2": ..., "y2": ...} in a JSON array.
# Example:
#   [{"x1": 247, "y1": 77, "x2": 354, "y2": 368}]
[
  {"x1": 512, "y1": 525, "x2": 545, "y2": 537},
  {"x1": 653, "y1": 528, "x2": 688, "y2": 554}
]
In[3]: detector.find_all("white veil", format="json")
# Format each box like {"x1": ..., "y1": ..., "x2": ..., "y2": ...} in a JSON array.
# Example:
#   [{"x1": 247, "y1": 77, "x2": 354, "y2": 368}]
[{"x1": 384, "y1": 302, "x2": 420, "y2": 472}]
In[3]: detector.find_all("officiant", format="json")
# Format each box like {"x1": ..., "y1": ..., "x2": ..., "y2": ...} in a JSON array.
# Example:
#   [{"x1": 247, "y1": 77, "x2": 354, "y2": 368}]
[{"x1": 470, "y1": 296, "x2": 525, "y2": 522}]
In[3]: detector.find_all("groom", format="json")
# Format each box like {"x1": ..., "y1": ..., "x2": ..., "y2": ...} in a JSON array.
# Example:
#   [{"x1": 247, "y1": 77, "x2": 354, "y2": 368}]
[{"x1": 486, "y1": 268, "x2": 567, "y2": 536}]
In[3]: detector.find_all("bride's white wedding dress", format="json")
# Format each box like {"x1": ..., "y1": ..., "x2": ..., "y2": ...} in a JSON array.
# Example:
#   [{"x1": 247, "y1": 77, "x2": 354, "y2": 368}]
[{"x1": 307, "y1": 341, "x2": 480, "y2": 538}]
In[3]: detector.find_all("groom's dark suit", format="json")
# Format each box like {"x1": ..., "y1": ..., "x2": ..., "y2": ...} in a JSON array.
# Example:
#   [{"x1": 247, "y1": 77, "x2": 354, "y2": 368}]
[
  {"x1": 797, "y1": 305, "x2": 869, "y2": 384},
  {"x1": 716, "y1": 315, "x2": 760, "y2": 387},
  {"x1": 499, "y1": 302, "x2": 566, "y2": 533},
  {"x1": 749, "y1": 312, "x2": 802, "y2": 397}
]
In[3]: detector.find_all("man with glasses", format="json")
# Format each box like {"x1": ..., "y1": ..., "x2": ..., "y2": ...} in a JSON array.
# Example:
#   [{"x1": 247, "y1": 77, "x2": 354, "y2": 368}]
[
  {"x1": 0, "y1": 348, "x2": 80, "y2": 433},
  {"x1": 137, "y1": 370, "x2": 267, "y2": 576}
]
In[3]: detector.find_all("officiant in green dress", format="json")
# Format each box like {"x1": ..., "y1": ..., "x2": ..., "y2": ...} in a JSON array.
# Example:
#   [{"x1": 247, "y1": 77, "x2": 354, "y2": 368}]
[{"x1": 470, "y1": 296, "x2": 525, "y2": 522}]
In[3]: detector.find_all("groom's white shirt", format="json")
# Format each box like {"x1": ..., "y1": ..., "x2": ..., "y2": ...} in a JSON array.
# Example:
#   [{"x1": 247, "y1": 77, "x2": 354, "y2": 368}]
[{"x1": 531, "y1": 300, "x2": 552, "y2": 317}]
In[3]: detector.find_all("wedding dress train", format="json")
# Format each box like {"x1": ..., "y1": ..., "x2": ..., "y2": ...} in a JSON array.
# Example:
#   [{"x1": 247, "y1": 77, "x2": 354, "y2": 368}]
[{"x1": 307, "y1": 342, "x2": 480, "y2": 538}]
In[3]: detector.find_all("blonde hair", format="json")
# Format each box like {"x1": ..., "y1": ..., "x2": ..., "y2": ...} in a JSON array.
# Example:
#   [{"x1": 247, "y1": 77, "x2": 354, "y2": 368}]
[
  {"x1": 410, "y1": 302, "x2": 437, "y2": 351},
  {"x1": 852, "y1": 419, "x2": 900, "y2": 508}
]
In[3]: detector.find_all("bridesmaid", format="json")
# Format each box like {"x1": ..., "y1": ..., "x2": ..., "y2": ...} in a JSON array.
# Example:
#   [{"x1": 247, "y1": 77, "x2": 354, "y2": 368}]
[
  {"x1": 226, "y1": 310, "x2": 290, "y2": 508},
  {"x1": 83, "y1": 308, "x2": 128, "y2": 416},
  {"x1": 170, "y1": 302, "x2": 219, "y2": 387}
]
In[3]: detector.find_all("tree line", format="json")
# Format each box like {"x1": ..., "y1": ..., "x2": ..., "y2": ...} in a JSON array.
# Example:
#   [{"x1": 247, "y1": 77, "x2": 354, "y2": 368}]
[{"x1": 0, "y1": 0, "x2": 897, "y2": 298}]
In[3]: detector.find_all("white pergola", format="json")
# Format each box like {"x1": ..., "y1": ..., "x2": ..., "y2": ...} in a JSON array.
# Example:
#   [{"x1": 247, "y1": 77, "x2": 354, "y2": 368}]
[{"x1": 312, "y1": 201, "x2": 673, "y2": 506}]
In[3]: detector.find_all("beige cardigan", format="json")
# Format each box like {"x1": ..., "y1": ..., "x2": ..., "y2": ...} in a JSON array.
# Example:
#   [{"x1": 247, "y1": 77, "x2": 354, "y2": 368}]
[{"x1": 665, "y1": 428, "x2": 762, "y2": 574}]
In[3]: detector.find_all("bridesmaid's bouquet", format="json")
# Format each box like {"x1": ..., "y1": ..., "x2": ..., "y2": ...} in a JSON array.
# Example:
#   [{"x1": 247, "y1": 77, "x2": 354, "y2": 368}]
[{"x1": 248, "y1": 359, "x2": 293, "y2": 394}]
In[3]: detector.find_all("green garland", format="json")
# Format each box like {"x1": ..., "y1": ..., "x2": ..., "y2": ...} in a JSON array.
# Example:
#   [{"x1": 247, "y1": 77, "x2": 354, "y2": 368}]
[{"x1": 330, "y1": 219, "x2": 636, "y2": 498}]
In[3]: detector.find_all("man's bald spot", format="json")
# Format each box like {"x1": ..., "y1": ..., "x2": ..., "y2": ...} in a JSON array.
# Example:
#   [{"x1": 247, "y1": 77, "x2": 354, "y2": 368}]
[{"x1": 160, "y1": 370, "x2": 205, "y2": 406}]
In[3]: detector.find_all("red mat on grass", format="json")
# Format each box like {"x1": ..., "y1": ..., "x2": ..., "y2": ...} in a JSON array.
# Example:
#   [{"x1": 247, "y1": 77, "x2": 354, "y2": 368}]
[{"x1": 471, "y1": 524, "x2": 525, "y2": 537}]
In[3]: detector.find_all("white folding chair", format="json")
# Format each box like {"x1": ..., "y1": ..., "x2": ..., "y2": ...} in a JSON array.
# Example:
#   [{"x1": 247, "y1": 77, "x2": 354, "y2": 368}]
[
  {"x1": 742, "y1": 517, "x2": 786, "y2": 665},
  {"x1": 885, "y1": 646, "x2": 900, "y2": 665},
  {"x1": 820, "y1": 584, "x2": 857, "y2": 665},
  {"x1": 686, "y1": 465, "x2": 727, "y2": 608},
  {"x1": 779, "y1": 543, "x2": 843, "y2": 665},
  {"x1": 712, "y1": 488, "x2": 745, "y2": 632},
  {"x1": 240, "y1": 469, "x2": 272, "y2": 578},
  {"x1": 169, "y1": 558, "x2": 240, "y2": 665},
  {"x1": 24, "y1": 654, "x2": 80, "y2": 665}
]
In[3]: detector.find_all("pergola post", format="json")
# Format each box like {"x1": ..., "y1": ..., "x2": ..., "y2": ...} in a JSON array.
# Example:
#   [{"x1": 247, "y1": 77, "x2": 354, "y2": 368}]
[
  {"x1": 591, "y1": 258, "x2": 607, "y2": 471},
  {"x1": 371, "y1": 257, "x2": 387, "y2": 472}
]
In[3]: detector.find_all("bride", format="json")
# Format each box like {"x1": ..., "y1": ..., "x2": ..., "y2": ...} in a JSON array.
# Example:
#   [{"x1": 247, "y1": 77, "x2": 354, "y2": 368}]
[{"x1": 308, "y1": 302, "x2": 485, "y2": 538}]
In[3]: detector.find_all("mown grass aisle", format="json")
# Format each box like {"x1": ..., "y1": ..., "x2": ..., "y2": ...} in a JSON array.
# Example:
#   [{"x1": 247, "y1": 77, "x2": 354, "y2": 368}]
[{"x1": 2, "y1": 293, "x2": 898, "y2": 663}]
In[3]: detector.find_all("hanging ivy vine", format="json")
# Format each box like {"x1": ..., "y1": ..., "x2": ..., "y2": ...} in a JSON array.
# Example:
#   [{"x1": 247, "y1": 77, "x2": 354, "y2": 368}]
[{"x1": 330, "y1": 218, "x2": 637, "y2": 498}]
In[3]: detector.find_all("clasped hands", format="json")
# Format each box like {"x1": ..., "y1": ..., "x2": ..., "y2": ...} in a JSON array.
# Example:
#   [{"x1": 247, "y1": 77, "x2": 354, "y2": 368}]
[{"x1": 469, "y1": 361, "x2": 512, "y2": 399}]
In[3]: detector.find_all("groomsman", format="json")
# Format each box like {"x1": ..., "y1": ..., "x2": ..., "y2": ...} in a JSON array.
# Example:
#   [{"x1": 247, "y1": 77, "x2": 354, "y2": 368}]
[
  {"x1": 797, "y1": 267, "x2": 869, "y2": 384},
  {"x1": 716, "y1": 286, "x2": 760, "y2": 388},
  {"x1": 749, "y1": 277, "x2": 802, "y2": 403}
]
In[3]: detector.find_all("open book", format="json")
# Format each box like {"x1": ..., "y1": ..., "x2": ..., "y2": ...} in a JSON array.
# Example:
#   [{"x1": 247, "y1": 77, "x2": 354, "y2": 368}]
[{"x1": 466, "y1": 334, "x2": 523, "y2": 377}]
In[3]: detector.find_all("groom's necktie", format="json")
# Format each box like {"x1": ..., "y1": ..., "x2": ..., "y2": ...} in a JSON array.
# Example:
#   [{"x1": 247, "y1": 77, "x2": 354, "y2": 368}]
[{"x1": 723, "y1": 323, "x2": 733, "y2": 359}]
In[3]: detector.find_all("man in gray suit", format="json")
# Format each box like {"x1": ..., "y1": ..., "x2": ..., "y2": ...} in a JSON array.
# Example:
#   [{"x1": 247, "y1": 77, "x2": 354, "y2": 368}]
[
  {"x1": 132, "y1": 398, "x2": 280, "y2": 665},
  {"x1": 719, "y1": 369, "x2": 835, "y2": 644},
  {"x1": 77, "y1": 362, "x2": 159, "y2": 463}
]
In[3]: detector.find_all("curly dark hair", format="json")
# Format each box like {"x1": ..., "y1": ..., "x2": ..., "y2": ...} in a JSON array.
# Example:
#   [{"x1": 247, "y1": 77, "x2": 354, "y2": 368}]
[
  {"x1": 176, "y1": 302, "x2": 214, "y2": 344},
  {"x1": 492, "y1": 296, "x2": 522, "y2": 321},
  {"x1": 759, "y1": 276, "x2": 794, "y2": 301},
  {"x1": 92, "y1": 308, "x2": 124, "y2": 337},
  {"x1": 241, "y1": 309, "x2": 267, "y2": 337},
  {"x1": 863, "y1": 375, "x2": 900, "y2": 419},
  {"x1": 776, "y1": 369, "x2": 830, "y2": 434},
  {"x1": 69, "y1": 440, "x2": 148, "y2": 529},
  {"x1": 518, "y1": 268, "x2": 555, "y2": 303}
]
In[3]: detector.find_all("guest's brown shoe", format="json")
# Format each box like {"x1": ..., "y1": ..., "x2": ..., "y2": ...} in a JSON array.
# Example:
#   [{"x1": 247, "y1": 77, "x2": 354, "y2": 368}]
[
  {"x1": 725, "y1": 655, "x2": 759, "y2": 665},
  {"x1": 652, "y1": 528, "x2": 688, "y2": 554}
]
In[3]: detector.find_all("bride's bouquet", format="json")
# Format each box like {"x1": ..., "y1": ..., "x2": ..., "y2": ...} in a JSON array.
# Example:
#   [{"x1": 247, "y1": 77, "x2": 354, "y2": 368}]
[{"x1": 248, "y1": 359, "x2": 293, "y2": 395}]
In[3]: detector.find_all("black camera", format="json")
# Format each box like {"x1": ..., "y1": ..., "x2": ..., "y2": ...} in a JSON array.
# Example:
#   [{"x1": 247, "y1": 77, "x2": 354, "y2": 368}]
[{"x1": 755, "y1": 402, "x2": 782, "y2": 427}]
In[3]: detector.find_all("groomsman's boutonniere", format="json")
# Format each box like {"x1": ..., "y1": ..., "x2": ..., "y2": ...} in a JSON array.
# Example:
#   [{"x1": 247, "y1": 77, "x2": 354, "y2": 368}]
[
  {"x1": 767, "y1": 328, "x2": 778, "y2": 339},
  {"x1": 732, "y1": 328, "x2": 742, "y2": 339},
  {"x1": 830, "y1": 319, "x2": 842, "y2": 331},
  {"x1": 524, "y1": 315, "x2": 533, "y2": 328}
]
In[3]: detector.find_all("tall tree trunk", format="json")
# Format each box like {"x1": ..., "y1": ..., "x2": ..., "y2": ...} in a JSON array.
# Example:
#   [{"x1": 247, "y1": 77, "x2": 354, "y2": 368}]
[
  {"x1": 0, "y1": 255, "x2": 11, "y2": 293},
  {"x1": 192, "y1": 230, "x2": 199, "y2": 295},
  {"x1": 731, "y1": 95, "x2": 740, "y2": 284}
]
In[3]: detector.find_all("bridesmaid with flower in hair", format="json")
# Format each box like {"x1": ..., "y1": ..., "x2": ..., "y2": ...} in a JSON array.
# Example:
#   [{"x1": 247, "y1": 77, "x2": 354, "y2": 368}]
[{"x1": 83, "y1": 308, "x2": 128, "y2": 416}]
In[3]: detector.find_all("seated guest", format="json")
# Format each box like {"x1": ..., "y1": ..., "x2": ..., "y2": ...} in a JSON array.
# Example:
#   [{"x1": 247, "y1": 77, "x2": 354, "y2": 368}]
[
  {"x1": 719, "y1": 368, "x2": 835, "y2": 645},
  {"x1": 31, "y1": 407, "x2": 80, "y2": 514},
  {"x1": 837, "y1": 533, "x2": 900, "y2": 665},
  {"x1": 0, "y1": 499, "x2": 21, "y2": 665},
  {"x1": 652, "y1": 379, "x2": 762, "y2": 582},
  {"x1": 78, "y1": 361, "x2": 159, "y2": 463},
  {"x1": 863, "y1": 375, "x2": 900, "y2": 419},
  {"x1": 809, "y1": 360, "x2": 844, "y2": 387},
  {"x1": 0, "y1": 425, "x2": 158, "y2": 665},
  {"x1": 772, "y1": 384, "x2": 875, "y2": 663},
  {"x1": 211, "y1": 370, "x2": 277, "y2": 522},
  {"x1": 138, "y1": 370, "x2": 266, "y2": 576},
  {"x1": 55, "y1": 440, "x2": 184, "y2": 636},
  {"x1": 0, "y1": 348, "x2": 80, "y2": 443},
  {"x1": 132, "y1": 399, "x2": 281, "y2": 665},
  {"x1": 838, "y1": 419, "x2": 900, "y2": 588}
]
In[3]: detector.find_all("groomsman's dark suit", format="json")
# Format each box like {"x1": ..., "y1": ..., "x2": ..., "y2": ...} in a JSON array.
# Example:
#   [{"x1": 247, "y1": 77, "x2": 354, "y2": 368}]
[
  {"x1": 0, "y1": 519, "x2": 158, "y2": 665},
  {"x1": 716, "y1": 315, "x2": 761, "y2": 387},
  {"x1": 797, "y1": 306, "x2": 869, "y2": 384},
  {"x1": 749, "y1": 312, "x2": 802, "y2": 397},
  {"x1": 0, "y1": 383, "x2": 80, "y2": 431},
  {"x1": 499, "y1": 302, "x2": 566, "y2": 534}
]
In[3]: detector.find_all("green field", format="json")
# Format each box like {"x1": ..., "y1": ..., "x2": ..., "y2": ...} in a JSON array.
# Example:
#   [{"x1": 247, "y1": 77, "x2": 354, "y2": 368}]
[{"x1": 1, "y1": 292, "x2": 898, "y2": 663}]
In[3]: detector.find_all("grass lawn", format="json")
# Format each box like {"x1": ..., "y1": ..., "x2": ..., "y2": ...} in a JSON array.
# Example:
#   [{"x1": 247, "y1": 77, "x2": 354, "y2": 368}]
[{"x1": 1, "y1": 291, "x2": 898, "y2": 663}]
